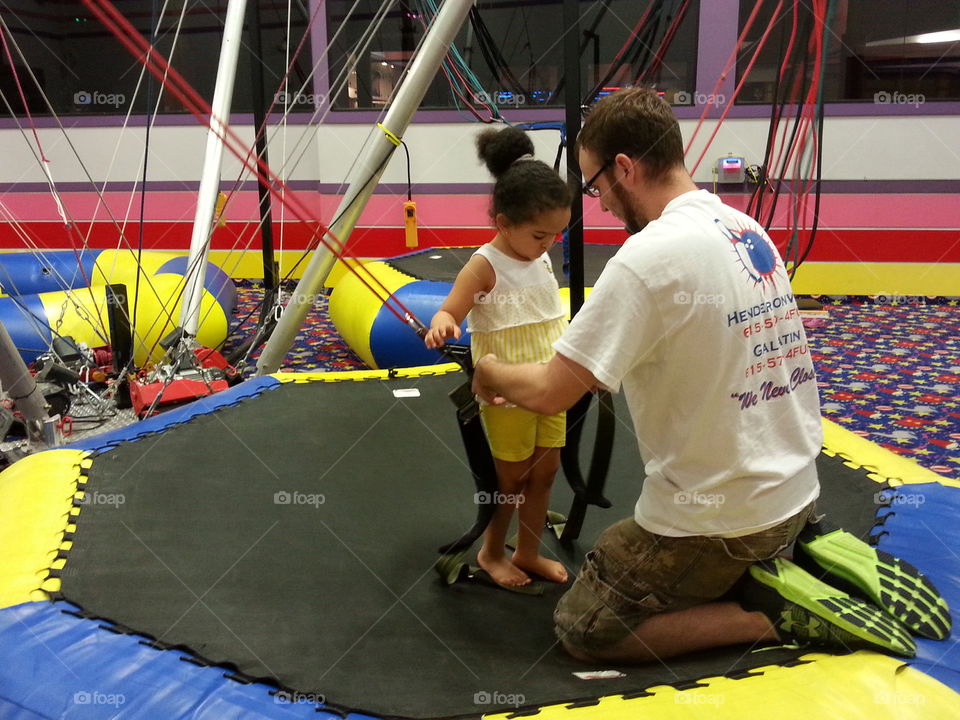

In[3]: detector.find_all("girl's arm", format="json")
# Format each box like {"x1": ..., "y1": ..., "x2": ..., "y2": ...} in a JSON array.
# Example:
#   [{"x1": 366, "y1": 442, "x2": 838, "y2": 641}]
[{"x1": 424, "y1": 254, "x2": 495, "y2": 348}]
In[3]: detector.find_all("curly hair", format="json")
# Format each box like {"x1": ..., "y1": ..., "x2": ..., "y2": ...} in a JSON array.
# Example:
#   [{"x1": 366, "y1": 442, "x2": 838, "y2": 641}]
[{"x1": 476, "y1": 126, "x2": 571, "y2": 225}]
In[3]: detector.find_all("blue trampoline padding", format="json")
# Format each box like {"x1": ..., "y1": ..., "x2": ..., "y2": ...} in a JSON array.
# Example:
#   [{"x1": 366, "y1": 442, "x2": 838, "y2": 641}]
[
  {"x1": 875, "y1": 483, "x2": 960, "y2": 691},
  {"x1": 0, "y1": 601, "x2": 367, "y2": 720},
  {"x1": 0, "y1": 294, "x2": 53, "y2": 364},
  {"x1": 157, "y1": 256, "x2": 238, "y2": 314},
  {"x1": 369, "y1": 280, "x2": 471, "y2": 369},
  {"x1": 65, "y1": 376, "x2": 283, "y2": 452},
  {"x1": 0, "y1": 250, "x2": 99, "y2": 297}
]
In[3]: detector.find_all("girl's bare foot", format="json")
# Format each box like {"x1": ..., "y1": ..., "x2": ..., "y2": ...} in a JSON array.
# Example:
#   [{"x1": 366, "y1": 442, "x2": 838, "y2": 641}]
[
  {"x1": 513, "y1": 554, "x2": 569, "y2": 583},
  {"x1": 477, "y1": 548, "x2": 530, "y2": 587}
]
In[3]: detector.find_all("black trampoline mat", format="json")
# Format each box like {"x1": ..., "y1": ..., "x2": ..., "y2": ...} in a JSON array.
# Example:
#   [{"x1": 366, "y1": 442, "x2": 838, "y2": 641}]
[
  {"x1": 387, "y1": 244, "x2": 622, "y2": 287},
  {"x1": 61, "y1": 374, "x2": 883, "y2": 718}
]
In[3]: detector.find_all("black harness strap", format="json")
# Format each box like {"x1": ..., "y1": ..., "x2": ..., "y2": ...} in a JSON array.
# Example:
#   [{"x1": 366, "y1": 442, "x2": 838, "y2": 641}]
[
  {"x1": 558, "y1": 390, "x2": 615, "y2": 542},
  {"x1": 436, "y1": 377, "x2": 500, "y2": 554}
]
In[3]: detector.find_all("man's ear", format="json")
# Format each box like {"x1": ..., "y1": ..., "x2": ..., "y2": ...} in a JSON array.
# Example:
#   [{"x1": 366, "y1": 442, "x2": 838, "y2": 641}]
[
  {"x1": 614, "y1": 153, "x2": 639, "y2": 184},
  {"x1": 617, "y1": 153, "x2": 653, "y2": 189}
]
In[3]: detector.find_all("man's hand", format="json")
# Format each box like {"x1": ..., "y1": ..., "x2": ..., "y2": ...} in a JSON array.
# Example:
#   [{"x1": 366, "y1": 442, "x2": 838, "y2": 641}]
[{"x1": 471, "y1": 353, "x2": 507, "y2": 405}]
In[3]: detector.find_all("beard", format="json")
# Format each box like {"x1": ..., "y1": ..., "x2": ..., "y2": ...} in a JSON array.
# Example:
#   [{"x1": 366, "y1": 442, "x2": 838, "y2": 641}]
[{"x1": 611, "y1": 182, "x2": 647, "y2": 235}]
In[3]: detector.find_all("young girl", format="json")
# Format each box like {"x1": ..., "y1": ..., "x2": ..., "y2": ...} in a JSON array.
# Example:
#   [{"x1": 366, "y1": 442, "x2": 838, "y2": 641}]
[{"x1": 424, "y1": 127, "x2": 571, "y2": 587}]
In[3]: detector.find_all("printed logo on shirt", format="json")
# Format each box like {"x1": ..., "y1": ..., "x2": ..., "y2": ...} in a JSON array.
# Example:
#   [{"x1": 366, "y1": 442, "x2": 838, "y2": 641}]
[{"x1": 714, "y1": 219, "x2": 779, "y2": 286}]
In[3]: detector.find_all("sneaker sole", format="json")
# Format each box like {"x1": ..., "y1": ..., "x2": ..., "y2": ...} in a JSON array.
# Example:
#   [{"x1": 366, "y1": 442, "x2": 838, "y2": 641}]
[
  {"x1": 750, "y1": 558, "x2": 916, "y2": 657},
  {"x1": 795, "y1": 529, "x2": 951, "y2": 640}
]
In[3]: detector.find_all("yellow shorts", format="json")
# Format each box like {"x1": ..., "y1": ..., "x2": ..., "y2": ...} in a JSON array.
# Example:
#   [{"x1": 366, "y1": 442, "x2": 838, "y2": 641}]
[{"x1": 479, "y1": 404, "x2": 566, "y2": 462}]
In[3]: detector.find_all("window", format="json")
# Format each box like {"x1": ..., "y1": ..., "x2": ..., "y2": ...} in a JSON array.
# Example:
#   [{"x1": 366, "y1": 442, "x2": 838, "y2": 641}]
[
  {"x1": 735, "y1": 0, "x2": 960, "y2": 103},
  {"x1": 324, "y1": 0, "x2": 699, "y2": 113},
  {"x1": 0, "y1": 0, "x2": 314, "y2": 117}
]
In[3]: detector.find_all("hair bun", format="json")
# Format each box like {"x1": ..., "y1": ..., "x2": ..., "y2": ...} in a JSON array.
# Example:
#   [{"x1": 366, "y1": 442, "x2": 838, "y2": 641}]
[{"x1": 476, "y1": 126, "x2": 536, "y2": 178}]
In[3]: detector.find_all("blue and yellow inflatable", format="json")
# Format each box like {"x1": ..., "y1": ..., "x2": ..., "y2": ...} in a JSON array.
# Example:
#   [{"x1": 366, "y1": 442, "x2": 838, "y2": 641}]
[{"x1": 0, "y1": 249, "x2": 235, "y2": 365}]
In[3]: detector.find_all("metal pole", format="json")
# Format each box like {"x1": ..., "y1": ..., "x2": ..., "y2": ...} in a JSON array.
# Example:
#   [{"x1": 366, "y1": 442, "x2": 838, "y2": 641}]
[
  {"x1": 256, "y1": 0, "x2": 477, "y2": 375},
  {"x1": 0, "y1": 322, "x2": 49, "y2": 448},
  {"x1": 247, "y1": 0, "x2": 280, "y2": 324},
  {"x1": 179, "y1": 0, "x2": 249, "y2": 337},
  {"x1": 564, "y1": 0, "x2": 585, "y2": 318}
]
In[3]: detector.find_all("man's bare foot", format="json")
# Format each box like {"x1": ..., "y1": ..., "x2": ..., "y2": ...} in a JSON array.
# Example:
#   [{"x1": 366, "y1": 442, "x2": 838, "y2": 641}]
[
  {"x1": 477, "y1": 548, "x2": 530, "y2": 587},
  {"x1": 513, "y1": 554, "x2": 569, "y2": 583}
]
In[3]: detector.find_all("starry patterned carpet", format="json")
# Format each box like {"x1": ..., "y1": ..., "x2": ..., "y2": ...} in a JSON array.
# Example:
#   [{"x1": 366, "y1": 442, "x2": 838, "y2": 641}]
[
  {"x1": 223, "y1": 280, "x2": 367, "y2": 374},
  {"x1": 224, "y1": 283, "x2": 959, "y2": 480},
  {"x1": 806, "y1": 298, "x2": 959, "y2": 481}
]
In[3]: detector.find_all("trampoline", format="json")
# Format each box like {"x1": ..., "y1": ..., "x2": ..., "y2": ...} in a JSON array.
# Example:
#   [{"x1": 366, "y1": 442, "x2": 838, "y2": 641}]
[{"x1": 1, "y1": 366, "x2": 959, "y2": 718}]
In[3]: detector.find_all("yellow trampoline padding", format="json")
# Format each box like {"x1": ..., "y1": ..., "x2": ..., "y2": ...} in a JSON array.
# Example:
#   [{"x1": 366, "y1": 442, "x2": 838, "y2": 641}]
[
  {"x1": 0, "y1": 449, "x2": 88, "y2": 609},
  {"x1": 822, "y1": 418, "x2": 959, "y2": 488},
  {"x1": 328, "y1": 261, "x2": 417, "y2": 368},
  {"x1": 486, "y1": 652, "x2": 956, "y2": 719},
  {"x1": 272, "y1": 363, "x2": 461, "y2": 384}
]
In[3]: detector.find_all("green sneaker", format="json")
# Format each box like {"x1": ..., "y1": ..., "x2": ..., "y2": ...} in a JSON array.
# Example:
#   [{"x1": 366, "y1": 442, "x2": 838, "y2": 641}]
[
  {"x1": 743, "y1": 557, "x2": 916, "y2": 657},
  {"x1": 794, "y1": 528, "x2": 951, "y2": 640}
]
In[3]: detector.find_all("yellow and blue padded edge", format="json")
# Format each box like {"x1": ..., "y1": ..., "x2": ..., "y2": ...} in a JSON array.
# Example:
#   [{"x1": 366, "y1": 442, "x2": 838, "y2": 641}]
[
  {"x1": 0, "y1": 600, "x2": 326, "y2": 717},
  {"x1": 272, "y1": 363, "x2": 461, "y2": 383},
  {"x1": 821, "y1": 417, "x2": 960, "y2": 691},
  {"x1": 484, "y1": 651, "x2": 958, "y2": 719},
  {"x1": 0, "y1": 449, "x2": 88, "y2": 609},
  {"x1": 873, "y1": 480, "x2": 960, "y2": 690},
  {"x1": 821, "y1": 418, "x2": 959, "y2": 488},
  {"x1": 64, "y1": 376, "x2": 284, "y2": 453}
]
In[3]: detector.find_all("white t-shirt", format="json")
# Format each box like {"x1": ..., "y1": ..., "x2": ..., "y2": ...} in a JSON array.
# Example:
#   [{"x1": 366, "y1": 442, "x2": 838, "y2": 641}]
[{"x1": 555, "y1": 190, "x2": 821, "y2": 538}]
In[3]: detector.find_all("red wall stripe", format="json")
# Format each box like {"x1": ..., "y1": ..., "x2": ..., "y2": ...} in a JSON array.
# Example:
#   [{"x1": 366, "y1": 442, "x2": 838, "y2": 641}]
[{"x1": 1, "y1": 222, "x2": 957, "y2": 264}]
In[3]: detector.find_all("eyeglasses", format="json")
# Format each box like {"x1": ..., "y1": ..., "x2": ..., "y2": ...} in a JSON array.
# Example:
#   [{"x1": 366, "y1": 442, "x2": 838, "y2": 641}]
[{"x1": 582, "y1": 161, "x2": 610, "y2": 198}]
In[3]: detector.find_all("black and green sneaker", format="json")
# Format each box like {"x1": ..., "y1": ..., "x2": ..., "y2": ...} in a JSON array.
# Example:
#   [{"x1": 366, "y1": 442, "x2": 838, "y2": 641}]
[
  {"x1": 742, "y1": 557, "x2": 916, "y2": 657},
  {"x1": 794, "y1": 528, "x2": 951, "y2": 640}
]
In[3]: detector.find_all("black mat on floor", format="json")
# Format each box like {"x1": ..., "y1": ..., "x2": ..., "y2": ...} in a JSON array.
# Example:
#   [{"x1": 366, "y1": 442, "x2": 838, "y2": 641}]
[
  {"x1": 60, "y1": 373, "x2": 883, "y2": 718},
  {"x1": 387, "y1": 244, "x2": 621, "y2": 286}
]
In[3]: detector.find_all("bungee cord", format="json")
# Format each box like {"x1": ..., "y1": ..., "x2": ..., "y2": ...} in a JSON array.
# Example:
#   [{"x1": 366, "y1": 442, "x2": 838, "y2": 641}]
[{"x1": 81, "y1": 0, "x2": 437, "y2": 346}]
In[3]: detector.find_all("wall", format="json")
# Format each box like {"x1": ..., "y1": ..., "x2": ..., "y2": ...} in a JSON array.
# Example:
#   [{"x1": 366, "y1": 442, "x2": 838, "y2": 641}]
[{"x1": 0, "y1": 0, "x2": 958, "y2": 295}]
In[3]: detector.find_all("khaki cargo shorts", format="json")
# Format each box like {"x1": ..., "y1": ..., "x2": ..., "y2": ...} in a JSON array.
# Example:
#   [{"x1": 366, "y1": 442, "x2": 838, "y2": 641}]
[{"x1": 554, "y1": 502, "x2": 816, "y2": 654}]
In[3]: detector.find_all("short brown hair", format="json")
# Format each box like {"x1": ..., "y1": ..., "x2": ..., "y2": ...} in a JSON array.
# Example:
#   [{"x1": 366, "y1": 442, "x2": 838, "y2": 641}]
[{"x1": 577, "y1": 87, "x2": 685, "y2": 180}]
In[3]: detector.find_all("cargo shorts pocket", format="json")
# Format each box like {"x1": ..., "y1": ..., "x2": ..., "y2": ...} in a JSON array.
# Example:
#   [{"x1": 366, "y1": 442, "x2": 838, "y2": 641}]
[{"x1": 554, "y1": 551, "x2": 670, "y2": 653}]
